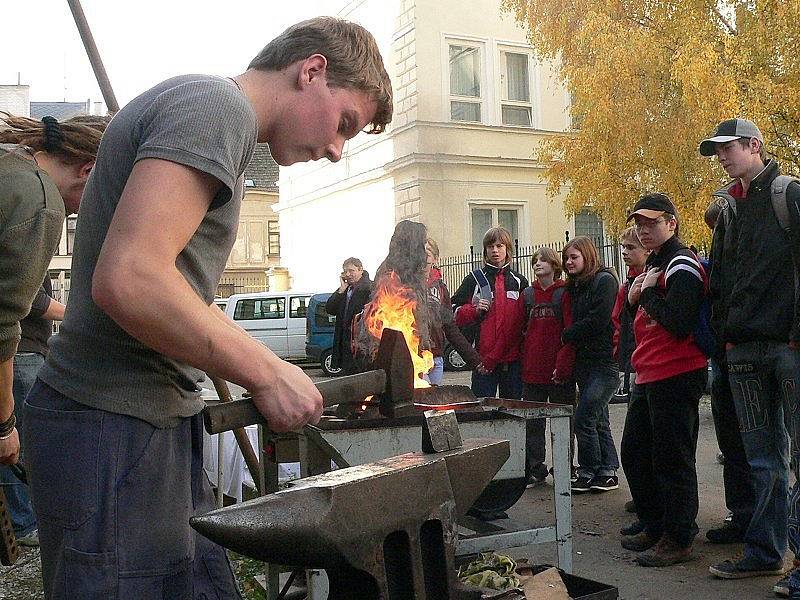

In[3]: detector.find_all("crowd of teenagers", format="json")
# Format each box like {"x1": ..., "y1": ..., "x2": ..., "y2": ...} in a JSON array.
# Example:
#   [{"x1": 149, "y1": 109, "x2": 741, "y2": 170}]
[{"x1": 403, "y1": 118, "x2": 797, "y2": 597}]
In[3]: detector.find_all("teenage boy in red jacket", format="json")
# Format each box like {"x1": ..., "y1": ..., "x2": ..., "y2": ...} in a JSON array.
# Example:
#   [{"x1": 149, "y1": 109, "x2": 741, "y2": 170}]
[{"x1": 452, "y1": 227, "x2": 528, "y2": 399}]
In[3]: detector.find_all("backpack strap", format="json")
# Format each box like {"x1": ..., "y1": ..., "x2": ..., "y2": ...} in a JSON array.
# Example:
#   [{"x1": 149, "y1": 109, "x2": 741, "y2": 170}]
[
  {"x1": 523, "y1": 286, "x2": 534, "y2": 308},
  {"x1": 551, "y1": 286, "x2": 566, "y2": 324},
  {"x1": 713, "y1": 183, "x2": 738, "y2": 229},
  {"x1": 771, "y1": 175, "x2": 798, "y2": 233},
  {"x1": 772, "y1": 176, "x2": 800, "y2": 304},
  {"x1": 472, "y1": 269, "x2": 492, "y2": 302}
]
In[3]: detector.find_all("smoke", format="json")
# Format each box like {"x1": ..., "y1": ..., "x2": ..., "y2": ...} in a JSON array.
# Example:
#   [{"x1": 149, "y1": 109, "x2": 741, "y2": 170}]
[{"x1": 353, "y1": 220, "x2": 433, "y2": 363}]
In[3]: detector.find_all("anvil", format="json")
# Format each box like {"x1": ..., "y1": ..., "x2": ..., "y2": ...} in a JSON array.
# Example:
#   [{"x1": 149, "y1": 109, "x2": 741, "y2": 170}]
[{"x1": 191, "y1": 438, "x2": 509, "y2": 599}]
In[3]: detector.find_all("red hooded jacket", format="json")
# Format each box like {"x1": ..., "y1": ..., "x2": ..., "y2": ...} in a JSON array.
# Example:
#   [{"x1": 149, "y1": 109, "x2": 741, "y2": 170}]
[
  {"x1": 453, "y1": 264, "x2": 527, "y2": 372},
  {"x1": 520, "y1": 279, "x2": 575, "y2": 384}
]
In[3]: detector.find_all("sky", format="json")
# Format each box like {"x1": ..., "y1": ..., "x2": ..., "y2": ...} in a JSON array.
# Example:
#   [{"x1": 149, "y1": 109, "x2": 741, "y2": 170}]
[{"x1": 2, "y1": 0, "x2": 335, "y2": 108}]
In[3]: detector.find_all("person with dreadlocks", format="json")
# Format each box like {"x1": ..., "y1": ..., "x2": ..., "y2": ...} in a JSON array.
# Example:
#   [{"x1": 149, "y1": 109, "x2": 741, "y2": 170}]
[{"x1": 0, "y1": 112, "x2": 109, "y2": 544}]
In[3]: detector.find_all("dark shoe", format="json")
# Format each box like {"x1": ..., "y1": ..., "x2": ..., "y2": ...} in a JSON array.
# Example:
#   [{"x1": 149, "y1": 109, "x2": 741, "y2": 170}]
[
  {"x1": 621, "y1": 531, "x2": 660, "y2": 552},
  {"x1": 526, "y1": 463, "x2": 549, "y2": 487},
  {"x1": 567, "y1": 466, "x2": 579, "y2": 483},
  {"x1": 775, "y1": 574, "x2": 790, "y2": 597},
  {"x1": 717, "y1": 451, "x2": 726, "y2": 465},
  {"x1": 706, "y1": 521, "x2": 745, "y2": 544},
  {"x1": 620, "y1": 520, "x2": 645, "y2": 536},
  {"x1": 636, "y1": 536, "x2": 693, "y2": 567},
  {"x1": 590, "y1": 475, "x2": 619, "y2": 492},
  {"x1": 624, "y1": 499, "x2": 637, "y2": 513},
  {"x1": 571, "y1": 476, "x2": 592, "y2": 493},
  {"x1": 709, "y1": 559, "x2": 788, "y2": 579}
]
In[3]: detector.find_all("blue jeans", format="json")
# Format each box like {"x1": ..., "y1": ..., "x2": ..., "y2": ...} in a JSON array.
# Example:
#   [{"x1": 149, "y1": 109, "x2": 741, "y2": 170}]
[
  {"x1": 725, "y1": 342, "x2": 800, "y2": 570},
  {"x1": 425, "y1": 356, "x2": 444, "y2": 386},
  {"x1": 574, "y1": 363, "x2": 620, "y2": 478},
  {"x1": 23, "y1": 380, "x2": 241, "y2": 600},
  {"x1": 0, "y1": 352, "x2": 42, "y2": 537},
  {"x1": 471, "y1": 360, "x2": 522, "y2": 399}
]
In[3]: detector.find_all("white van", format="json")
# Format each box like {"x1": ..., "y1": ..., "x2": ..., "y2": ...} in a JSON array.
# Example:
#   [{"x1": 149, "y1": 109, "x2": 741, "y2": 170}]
[{"x1": 221, "y1": 291, "x2": 314, "y2": 360}]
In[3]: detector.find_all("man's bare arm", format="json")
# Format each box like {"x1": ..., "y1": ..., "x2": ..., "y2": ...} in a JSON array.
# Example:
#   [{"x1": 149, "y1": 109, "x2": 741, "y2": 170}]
[
  {"x1": 0, "y1": 356, "x2": 19, "y2": 464},
  {"x1": 41, "y1": 298, "x2": 66, "y2": 321},
  {"x1": 92, "y1": 158, "x2": 322, "y2": 432}
]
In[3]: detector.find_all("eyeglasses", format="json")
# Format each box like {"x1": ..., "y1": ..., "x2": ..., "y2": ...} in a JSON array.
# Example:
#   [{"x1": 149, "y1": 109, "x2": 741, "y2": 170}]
[{"x1": 633, "y1": 218, "x2": 668, "y2": 231}]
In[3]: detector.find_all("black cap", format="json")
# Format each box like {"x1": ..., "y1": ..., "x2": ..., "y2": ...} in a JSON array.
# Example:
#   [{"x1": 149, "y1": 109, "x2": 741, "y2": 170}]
[
  {"x1": 626, "y1": 194, "x2": 677, "y2": 222},
  {"x1": 699, "y1": 118, "x2": 764, "y2": 156}
]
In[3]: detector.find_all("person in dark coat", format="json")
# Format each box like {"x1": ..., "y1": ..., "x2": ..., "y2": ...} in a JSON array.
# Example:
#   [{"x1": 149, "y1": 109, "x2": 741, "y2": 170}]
[{"x1": 326, "y1": 257, "x2": 372, "y2": 374}]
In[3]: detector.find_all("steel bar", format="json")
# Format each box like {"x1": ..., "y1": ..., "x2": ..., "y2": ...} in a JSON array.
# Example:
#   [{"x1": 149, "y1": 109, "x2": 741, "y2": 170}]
[
  {"x1": 203, "y1": 369, "x2": 387, "y2": 434},
  {"x1": 207, "y1": 374, "x2": 262, "y2": 493},
  {"x1": 66, "y1": 0, "x2": 120, "y2": 112}
]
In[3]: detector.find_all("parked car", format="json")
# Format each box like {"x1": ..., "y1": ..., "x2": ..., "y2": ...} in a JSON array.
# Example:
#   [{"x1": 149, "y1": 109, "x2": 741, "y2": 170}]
[
  {"x1": 222, "y1": 291, "x2": 314, "y2": 361},
  {"x1": 305, "y1": 293, "x2": 342, "y2": 377}
]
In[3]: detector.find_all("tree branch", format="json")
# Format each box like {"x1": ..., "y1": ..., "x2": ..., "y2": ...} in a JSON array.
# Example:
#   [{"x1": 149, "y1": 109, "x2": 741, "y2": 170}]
[{"x1": 712, "y1": 7, "x2": 737, "y2": 35}]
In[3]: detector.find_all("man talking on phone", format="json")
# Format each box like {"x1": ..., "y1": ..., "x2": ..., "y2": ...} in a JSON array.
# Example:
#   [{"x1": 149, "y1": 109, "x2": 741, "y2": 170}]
[{"x1": 326, "y1": 257, "x2": 372, "y2": 374}]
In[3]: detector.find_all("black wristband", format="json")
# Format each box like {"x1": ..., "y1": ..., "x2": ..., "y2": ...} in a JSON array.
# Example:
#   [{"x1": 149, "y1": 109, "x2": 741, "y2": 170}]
[{"x1": 0, "y1": 413, "x2": 16, "y2": 437}]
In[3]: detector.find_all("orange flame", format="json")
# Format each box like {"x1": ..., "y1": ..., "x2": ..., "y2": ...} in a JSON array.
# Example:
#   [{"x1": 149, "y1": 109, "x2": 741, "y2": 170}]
[{"x1": 365, "y1": 271, "x2": 433, "y2": 388}]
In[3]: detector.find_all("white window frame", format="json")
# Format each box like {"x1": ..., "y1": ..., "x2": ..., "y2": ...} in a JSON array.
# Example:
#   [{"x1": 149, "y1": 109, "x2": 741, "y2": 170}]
[
  {"x1": 466, "y1": 200, "x2": 528, "y2": 252},
  {"x1": 442, "y1": 35, "x2": 489, "y2": 124},
  {"x1": 495, "y1": 43, "x2": 539, "y2": 128}
]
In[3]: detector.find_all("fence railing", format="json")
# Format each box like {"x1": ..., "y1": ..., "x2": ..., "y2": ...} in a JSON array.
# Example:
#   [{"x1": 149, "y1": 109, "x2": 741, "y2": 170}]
[{"x1": 438, "y1": 236, "x2": 624, "y2": 292}]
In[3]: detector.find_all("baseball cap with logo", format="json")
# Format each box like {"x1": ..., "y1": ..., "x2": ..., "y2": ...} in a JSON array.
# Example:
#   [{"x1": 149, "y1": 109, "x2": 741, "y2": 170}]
[{"x1": 699, "y1": 118, "x2": 764, "y2": 156}]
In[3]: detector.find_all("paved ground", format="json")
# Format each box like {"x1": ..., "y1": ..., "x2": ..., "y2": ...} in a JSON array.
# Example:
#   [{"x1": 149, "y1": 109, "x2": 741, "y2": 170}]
[{"x1": 1, "y1": 365, "x2": 789, "y2": 599}]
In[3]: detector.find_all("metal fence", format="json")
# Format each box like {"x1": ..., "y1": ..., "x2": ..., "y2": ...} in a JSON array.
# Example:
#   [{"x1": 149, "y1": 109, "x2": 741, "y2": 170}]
[{"x1": 438, "y1": 235, "x2": 625, "y2": 291}]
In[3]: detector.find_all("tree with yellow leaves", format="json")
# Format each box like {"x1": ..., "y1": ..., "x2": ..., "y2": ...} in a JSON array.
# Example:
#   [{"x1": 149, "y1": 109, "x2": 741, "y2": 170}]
[{"x1": 502, "y1": 0, "x2": 800, "y2": 242}]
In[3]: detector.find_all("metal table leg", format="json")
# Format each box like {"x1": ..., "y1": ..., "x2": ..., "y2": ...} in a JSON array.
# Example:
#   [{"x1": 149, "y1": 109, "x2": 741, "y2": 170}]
[{"x1": 550, "y1": 415, "x2": 573, "y2": 572}]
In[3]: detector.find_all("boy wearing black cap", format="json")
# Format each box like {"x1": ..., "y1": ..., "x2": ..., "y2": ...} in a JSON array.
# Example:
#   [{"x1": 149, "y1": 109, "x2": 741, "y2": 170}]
[
  {"x1": 701, "y1": 118, "x2": 800, "y2": 594},
  {"x1": 620, "y1": 193, "x2": 708, "y2": 567}
]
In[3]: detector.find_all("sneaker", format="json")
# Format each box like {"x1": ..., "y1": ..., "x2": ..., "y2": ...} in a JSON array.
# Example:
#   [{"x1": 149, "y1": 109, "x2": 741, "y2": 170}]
[
  {"x1": 589, "y1": 475, "x2": 619, "y2": 492},
  {"x1": 620, "y1": 520, "x2": 645, "y2": 536},
  {"x1": 624, "y1": 499, "x2": 637, "y2": 513},
  {"x1": 621, "y1": 531, "x2": 660, "y2": 552},
  {"x1": 636, "y1": 536, "x2": 694, "y2": 567},
  {"x1": 709, "y1": 559, "x2": 788, "y2": 579},
  {"x1": 16, "y1": 529, "x2": 39, "y2": 547},
  {"x1": 571, "y1": 476, "x2": 592, "y2": 493},
  {"x1": 717, "y1": 451, "x2": 726, "y2": 465},
  {"x1": 706, "y1": 521, "x2": 745, "y2": 544},
  {"x1": 775, "y1": 575, "x2": 790, "y2": 597},
  {"x1": 526, "y1": 463, "x2": 550, "y2": 487}
]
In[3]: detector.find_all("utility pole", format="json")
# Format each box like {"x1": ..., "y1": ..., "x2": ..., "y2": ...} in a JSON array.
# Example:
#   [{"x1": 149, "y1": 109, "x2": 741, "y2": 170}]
[{"x1": 66, "y1": 0, "x2": 119, "y2": 113}]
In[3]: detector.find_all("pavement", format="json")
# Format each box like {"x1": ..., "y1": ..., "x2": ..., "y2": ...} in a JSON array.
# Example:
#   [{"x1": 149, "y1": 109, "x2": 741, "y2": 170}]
[
  {"x1": 2, "y1": 365, "x2": 789, "y2": 599},
  {"x1": 430, "y1": 368, "x2": 787, "y2": 600}
]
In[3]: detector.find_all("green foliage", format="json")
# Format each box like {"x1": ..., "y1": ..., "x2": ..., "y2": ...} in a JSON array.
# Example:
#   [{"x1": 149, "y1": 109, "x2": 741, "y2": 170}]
[{"x1": 502, "y1": 0, "x2": 800, "y2": 242}]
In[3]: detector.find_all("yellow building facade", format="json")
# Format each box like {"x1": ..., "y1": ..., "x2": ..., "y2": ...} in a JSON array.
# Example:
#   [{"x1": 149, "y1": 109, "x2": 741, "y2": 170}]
[{"x1": 277, "y1": 0, "x2": 576, "y2": 291}]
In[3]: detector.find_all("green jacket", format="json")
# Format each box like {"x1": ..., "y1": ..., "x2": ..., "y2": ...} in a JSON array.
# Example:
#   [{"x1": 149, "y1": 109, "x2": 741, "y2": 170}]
[{"x1": 0, "y1": 145, "x2": 65, "y2": 360}]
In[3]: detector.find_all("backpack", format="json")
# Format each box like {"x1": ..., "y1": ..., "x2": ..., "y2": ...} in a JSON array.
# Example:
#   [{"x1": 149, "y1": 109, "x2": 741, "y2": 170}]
[
  {"x1": 674, "y1": 249, "x2": 714, "y2": 358},
  {"x1": 523, "y1": 285, "x2": 566, "y2": 324},
  {"x1": 715, "y1": 174, "x2": 798, "y2": 233},
  {"x1": 714, "y1": 174, "x2": 800, "y2": 313}
]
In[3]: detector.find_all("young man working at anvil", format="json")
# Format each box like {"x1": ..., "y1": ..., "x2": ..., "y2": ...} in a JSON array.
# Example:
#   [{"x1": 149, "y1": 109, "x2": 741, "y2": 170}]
[
  {"x1": 21, "y1": 17, "x2": 392, "y2": 599},
  {"x1": 700, "y1": 119, "x2": 800, "y2": 598}
]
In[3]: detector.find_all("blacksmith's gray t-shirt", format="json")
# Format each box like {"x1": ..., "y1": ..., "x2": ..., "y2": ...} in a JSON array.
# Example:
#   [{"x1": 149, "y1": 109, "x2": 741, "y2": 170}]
[{"x1": 39, "y1": 75, "x2": 257, "y2": 428}]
